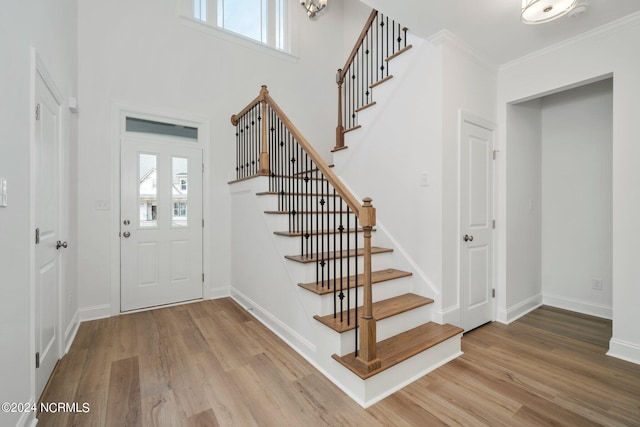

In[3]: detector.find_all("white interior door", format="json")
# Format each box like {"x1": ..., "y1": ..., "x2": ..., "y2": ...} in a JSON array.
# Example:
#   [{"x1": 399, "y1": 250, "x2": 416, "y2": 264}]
[
  {"x1": 121, "y1": 136, "x2": 203, "y2": 311},
  {"x1": 34, "y1": 70, "x2": 62, "y2": 398},
  {"x1": 460, "y1": 119, "x2": 494, "y2": 331}
]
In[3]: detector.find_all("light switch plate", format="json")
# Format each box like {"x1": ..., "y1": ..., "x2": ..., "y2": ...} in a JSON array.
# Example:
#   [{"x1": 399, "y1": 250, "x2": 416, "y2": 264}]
[{"x1": 0, "y1": 177, "x2": 7, "y2": 207}]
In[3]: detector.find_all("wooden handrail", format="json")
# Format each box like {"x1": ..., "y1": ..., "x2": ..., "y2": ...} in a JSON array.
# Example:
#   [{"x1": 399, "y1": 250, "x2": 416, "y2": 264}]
[
  {"x1": 230, "y1": 85, "x2": 268, "y2": 126},
  {"x1": 335, "y1": 10, "x2": 408, "y2": 151},
  {"x1": 337, "y1": 10, "x2": 378, "y2": 84},
  {"x1": 260, "y1": 89, "x2": 362, "y2": 216},
  {"x1": 231, "y1": 85, "x2": 381, "y2": 371}
]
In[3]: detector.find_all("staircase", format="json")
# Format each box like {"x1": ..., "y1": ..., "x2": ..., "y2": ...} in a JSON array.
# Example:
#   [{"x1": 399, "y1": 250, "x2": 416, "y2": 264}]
[{"x1": 227, "y1": 10, "x2": 463, "y2": 407}]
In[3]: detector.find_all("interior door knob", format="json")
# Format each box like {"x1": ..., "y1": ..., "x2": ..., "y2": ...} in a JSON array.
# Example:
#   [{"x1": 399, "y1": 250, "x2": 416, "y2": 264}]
[
  {"x1": 123, "y1": 231, "x2": 131, "y2": 238},
  {"x1": 463, "y1": 234, "x2": 474, "y2": 242},
  {"x1": 56, "y1": 240, "x2": 68, "y2": 250}
]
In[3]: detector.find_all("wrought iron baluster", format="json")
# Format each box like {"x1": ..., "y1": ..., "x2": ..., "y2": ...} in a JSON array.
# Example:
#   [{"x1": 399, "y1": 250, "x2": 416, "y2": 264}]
[
  {"x1": 386, "y1": 16, "x2": 389, "y2": 76},
  {"x1": 354, "y1": 210, "x2": 358, "y2": 356},
  {"x1": 334, "y1": 188, "x2": 339, "y2": 321},
  {"x1": 339, "y1": 198, "x2": 344, "y2": 323},
  {"x1": 346, "y1": 204, "x2": 350, "y2": 326}
]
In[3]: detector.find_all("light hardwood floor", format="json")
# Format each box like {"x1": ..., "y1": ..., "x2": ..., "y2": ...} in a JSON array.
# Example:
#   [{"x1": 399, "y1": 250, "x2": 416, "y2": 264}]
[{"x1": 38, "y1": 300, "x2": 640, "y2": 426}]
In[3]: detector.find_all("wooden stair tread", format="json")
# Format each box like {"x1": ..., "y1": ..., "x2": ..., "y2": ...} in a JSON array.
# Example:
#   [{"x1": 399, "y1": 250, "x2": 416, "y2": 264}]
[
  {"x1": 355, "y1": 101, "x2": 377, "y2": 113},
  {"x1": 257, "y1": 191, "x2": 338, "y2": 197},
  {"x1": 314, "y1": 293, "x2": 433, "y2": 333},
  {"x1": 285, "y1": 247, "x2": 391, "y2": 264},
  {"x1": 332, "y1": 322, "x2": 463, "y2": 379},
  {"x1": 385, "y1": 44, "x2": 413, "y2": 62},
  {"x1": 343, "y1": 125, "x2": 362, "y2": 134},
  {"x1": 274, "y1": 228, "x2": 373, "y2": 237},
  {"x1": 370, "y1": 75, "x2": 393, "y2": 89},
  {"x1": 270, "y1": 174, "x2": 327, "y2": 181},
  {"x1": 299, "y1": 268, "x2": 412, "y2": 295},
  {"x1": 264, "y1": 210, "x2": 344, "y2": 215},
  {"x1": 292, "y1": 164, "x2": 334, "y2": 176},
  {"x1": 331, "y1": 145, "x2": 349, "y2": 153}
]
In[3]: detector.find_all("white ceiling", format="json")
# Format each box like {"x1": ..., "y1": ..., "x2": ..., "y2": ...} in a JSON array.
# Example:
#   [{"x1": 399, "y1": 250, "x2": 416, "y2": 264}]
[{"x1": 359, "y1": 0, "x2": 640, "y2": 65}]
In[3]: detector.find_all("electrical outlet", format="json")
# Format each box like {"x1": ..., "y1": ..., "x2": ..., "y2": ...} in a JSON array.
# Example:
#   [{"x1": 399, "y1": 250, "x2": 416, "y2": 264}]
[
  {"x1": 592, "y1": 278, "x2": 603, "y2": 291},
  {"x1": 0, "y1": 177, "x2": 7, "y2": 207}
]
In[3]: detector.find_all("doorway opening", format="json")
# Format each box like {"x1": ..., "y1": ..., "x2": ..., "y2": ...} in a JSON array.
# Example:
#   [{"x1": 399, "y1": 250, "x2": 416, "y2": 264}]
[
  {"x1": 111, "y1": 107, "x2": 209, "y2": 314},
  {"x1": 505, "y1": 78, "x2": 613, "y2": 325}
]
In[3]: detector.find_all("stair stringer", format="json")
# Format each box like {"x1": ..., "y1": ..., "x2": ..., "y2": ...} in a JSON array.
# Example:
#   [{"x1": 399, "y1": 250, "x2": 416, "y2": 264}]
[
  {"x1": 230, "y1": 175, "x2": 461, "y2": 407},
  {"x1": 332, "y1": 32, "x2": 449, "y2": 325}
]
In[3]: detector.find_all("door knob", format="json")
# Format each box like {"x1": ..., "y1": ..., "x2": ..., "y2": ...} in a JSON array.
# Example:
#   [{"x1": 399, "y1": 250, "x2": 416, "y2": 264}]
[
  {"x1": 56, "y1": 240, "x2": 68, "y2": 250},
  {"x1": 463, "y1": 234, "x2": 474, "y2": 242},
  {"x1": 123, "y1": 231, "x2": 131, "y2": 238}
]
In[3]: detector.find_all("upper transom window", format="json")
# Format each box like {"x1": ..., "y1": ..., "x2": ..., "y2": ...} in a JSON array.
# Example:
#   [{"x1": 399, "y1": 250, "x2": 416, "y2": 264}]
[{"x1": 190, "y1": 0, "x2": 288, "y2": 52}]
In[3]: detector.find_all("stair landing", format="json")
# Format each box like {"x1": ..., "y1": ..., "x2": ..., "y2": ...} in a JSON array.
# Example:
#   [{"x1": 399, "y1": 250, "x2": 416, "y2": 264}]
[{"x1": 332, "y1": 322, "x2": 463, "y2": 379}]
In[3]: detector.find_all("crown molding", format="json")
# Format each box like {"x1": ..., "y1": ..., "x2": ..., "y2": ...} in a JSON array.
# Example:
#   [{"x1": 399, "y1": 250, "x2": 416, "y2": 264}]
[
  {"x1": 427, "y1": 29, "x2": 498, "y2": 73},
  {"x1": 500, "y1": 10, "x2": 640, "y2": 70}
]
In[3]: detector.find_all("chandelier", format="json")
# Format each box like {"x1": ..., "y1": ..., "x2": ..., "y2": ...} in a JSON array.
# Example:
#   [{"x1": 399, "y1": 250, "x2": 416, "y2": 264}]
[
  {"x1": 301, "y1": 0, "x2": 327, "y2": 18},
  {"x1": 521, "y1": 0, "x2": 578, "y2": 24}
]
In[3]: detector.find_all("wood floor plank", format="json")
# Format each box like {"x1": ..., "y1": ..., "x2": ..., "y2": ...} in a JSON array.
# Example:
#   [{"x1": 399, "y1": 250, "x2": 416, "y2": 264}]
[
  {"x1": 106, "y1": 356, "x2": 142, "y2": 427},
  {"x1": 187, "y1": 409, "x2": 220, "y2": 427},
  {"x1": 37, "y1": 301, "x2": 640, "y2": 427}
]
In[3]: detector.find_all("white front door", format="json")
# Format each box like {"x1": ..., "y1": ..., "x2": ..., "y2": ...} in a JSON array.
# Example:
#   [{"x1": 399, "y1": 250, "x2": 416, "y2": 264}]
[
  {"x1": 460, "y1": 119, "x2": 494, "y2": 331},
  {"x1": 120, "y1": 137, "x2": 203, "y2": 311},
  {"x1": 34, "y1": 69, "x2": 62, "y2": 398}
]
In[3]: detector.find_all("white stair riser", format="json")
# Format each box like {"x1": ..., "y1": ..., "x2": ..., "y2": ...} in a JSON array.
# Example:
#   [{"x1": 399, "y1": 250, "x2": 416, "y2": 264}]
[
  {"x1": 315, "y1": 275, "x2": 414, "y2": 316},
  {"x1": 323, "y1": 304, "x2": 432, "y2": 357},
  {"x1": 256, "y1": 194, "x2": 354, "y2": 212},
  {"x1": 283, "y1": 252, "x2": 394, "y2": 284},
  {"x1": 265, "y1": 213, "x2": 363, "y2": 234},
  {"x1": 274, "y1": 232, "x2": 369, "y2": 255}
]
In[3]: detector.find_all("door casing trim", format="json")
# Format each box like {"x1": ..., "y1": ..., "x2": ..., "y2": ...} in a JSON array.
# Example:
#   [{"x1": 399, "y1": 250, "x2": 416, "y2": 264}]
[
  {"x1": 458, "y1": 110, "x2": 498, "y2": 329},
  {"x1": 110, "y1": 102, "x2": 211, "y2": 316},
  {"x1": 29, "y1": 47, "x2": 66, "y2": 405}
]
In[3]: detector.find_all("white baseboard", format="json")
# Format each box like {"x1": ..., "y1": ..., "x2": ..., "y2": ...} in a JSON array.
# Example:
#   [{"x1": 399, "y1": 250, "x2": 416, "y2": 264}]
[
  {"x1": 16, "y1": 407, "x2": 37, "y2": 427},
  {"x1": 64, "y1": 310, "x2": 80, "y2": 355},
  {"x1": 78, "y1": 304, "x2": 111, "y2": 322},
  {"x1": 209, "y1": 286, "x2": 231, "y2": 300},
  {"x1": 496, "y1": 293, "x2": 542, "y2": 324},
  {"x1": 438, "y1": 304, "x2": 459, "y2": 326},
  {"x1": 230, "y1": 288, "x2": 316, "y2": 356},
  {"x1": 607, "y1": 338, "x2": 640, "y2": 365},
  {"x1": 543, "y1": 294, "x2": 612, "y2": 320}
]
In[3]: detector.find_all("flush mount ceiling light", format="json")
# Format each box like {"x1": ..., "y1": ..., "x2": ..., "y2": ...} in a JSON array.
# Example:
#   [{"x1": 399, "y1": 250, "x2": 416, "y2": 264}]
[
  {"x1": 521, "y1": 0, "x2": 578, "y2": 24},
  {"x1": 301, "y1": 0, "x2": 327, "y2": 18}
]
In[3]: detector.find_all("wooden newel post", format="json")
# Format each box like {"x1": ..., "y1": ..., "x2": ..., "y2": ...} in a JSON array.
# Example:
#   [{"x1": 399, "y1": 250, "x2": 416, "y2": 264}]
[
  {"x1": 357, "y1": 197, "x2": 381, "y2": 371},
  {"x1": 335, "y1": 69, "x2": 345, "y2": 150},
  {"x1": 259, "y1": 85, "x2": 270, "y2": 175}
]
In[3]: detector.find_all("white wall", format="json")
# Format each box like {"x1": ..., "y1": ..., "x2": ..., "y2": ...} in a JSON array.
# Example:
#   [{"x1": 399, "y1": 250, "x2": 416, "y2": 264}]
[
  {"x1": 498, "y1": 15, "x2": 640, "y2": 363},
  {"x1": 333, "y1": 31, "x2": 497, "y2": 326},
  {"x1": 503, "y1": 99, "x2": 542, "y2": 320},
  {"x1": 76, "y1": 0, "x2": 349, "y2": 317},
  {"x1": 0, "y1": 1, "x2": 78, "y2": 426},
  {"x1": 541, "y1": 79, "x2": 613, "y2": 318},
  {"x1": 332, "y1": 35, "x2": 445, "y2": 315},
  {"x1": 440, "y1": 34, "x2": 497, "y2": 323}
]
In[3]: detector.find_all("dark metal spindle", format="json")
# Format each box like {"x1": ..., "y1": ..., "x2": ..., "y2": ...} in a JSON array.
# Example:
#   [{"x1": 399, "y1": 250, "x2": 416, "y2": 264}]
[{"x1": 354, "y1": 211, "x2": 358, "y2": 356}]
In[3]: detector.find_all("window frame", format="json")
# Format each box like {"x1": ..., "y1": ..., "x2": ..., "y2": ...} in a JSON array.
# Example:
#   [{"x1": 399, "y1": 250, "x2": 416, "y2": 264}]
[{"x1": 180, "y1": 0, "x2": 299, "y2": 60}]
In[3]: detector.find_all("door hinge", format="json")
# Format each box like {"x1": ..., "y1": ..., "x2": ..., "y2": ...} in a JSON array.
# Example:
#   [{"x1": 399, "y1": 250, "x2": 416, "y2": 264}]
[
  {"x1": 35, "y1": 228, "x2": 40, "y2": 244},
  {"x1": 493, "y1": 150, "x2": 497, "y2": 160},
  {"x1": 202, "y1": 163, "x2": 205, "y2": 173},
  {"x1": 492, "y1": 288, "x2": 496, "y2": 298},
  {"x1": 202, "y1": 218, "x2": 204, "y2": 228},
  {"x1": 202, "y1": 273, "x2": 205, "y2": 283},
  {"x1": 492, "y1": 219, "x2": 496, "y2": 229},
  {"x1": 35, "y1": 352, "x2": 40, "y2": 369},
  {"x1": 35, "y1": 104, "x2": 41, "y2": 121}
]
